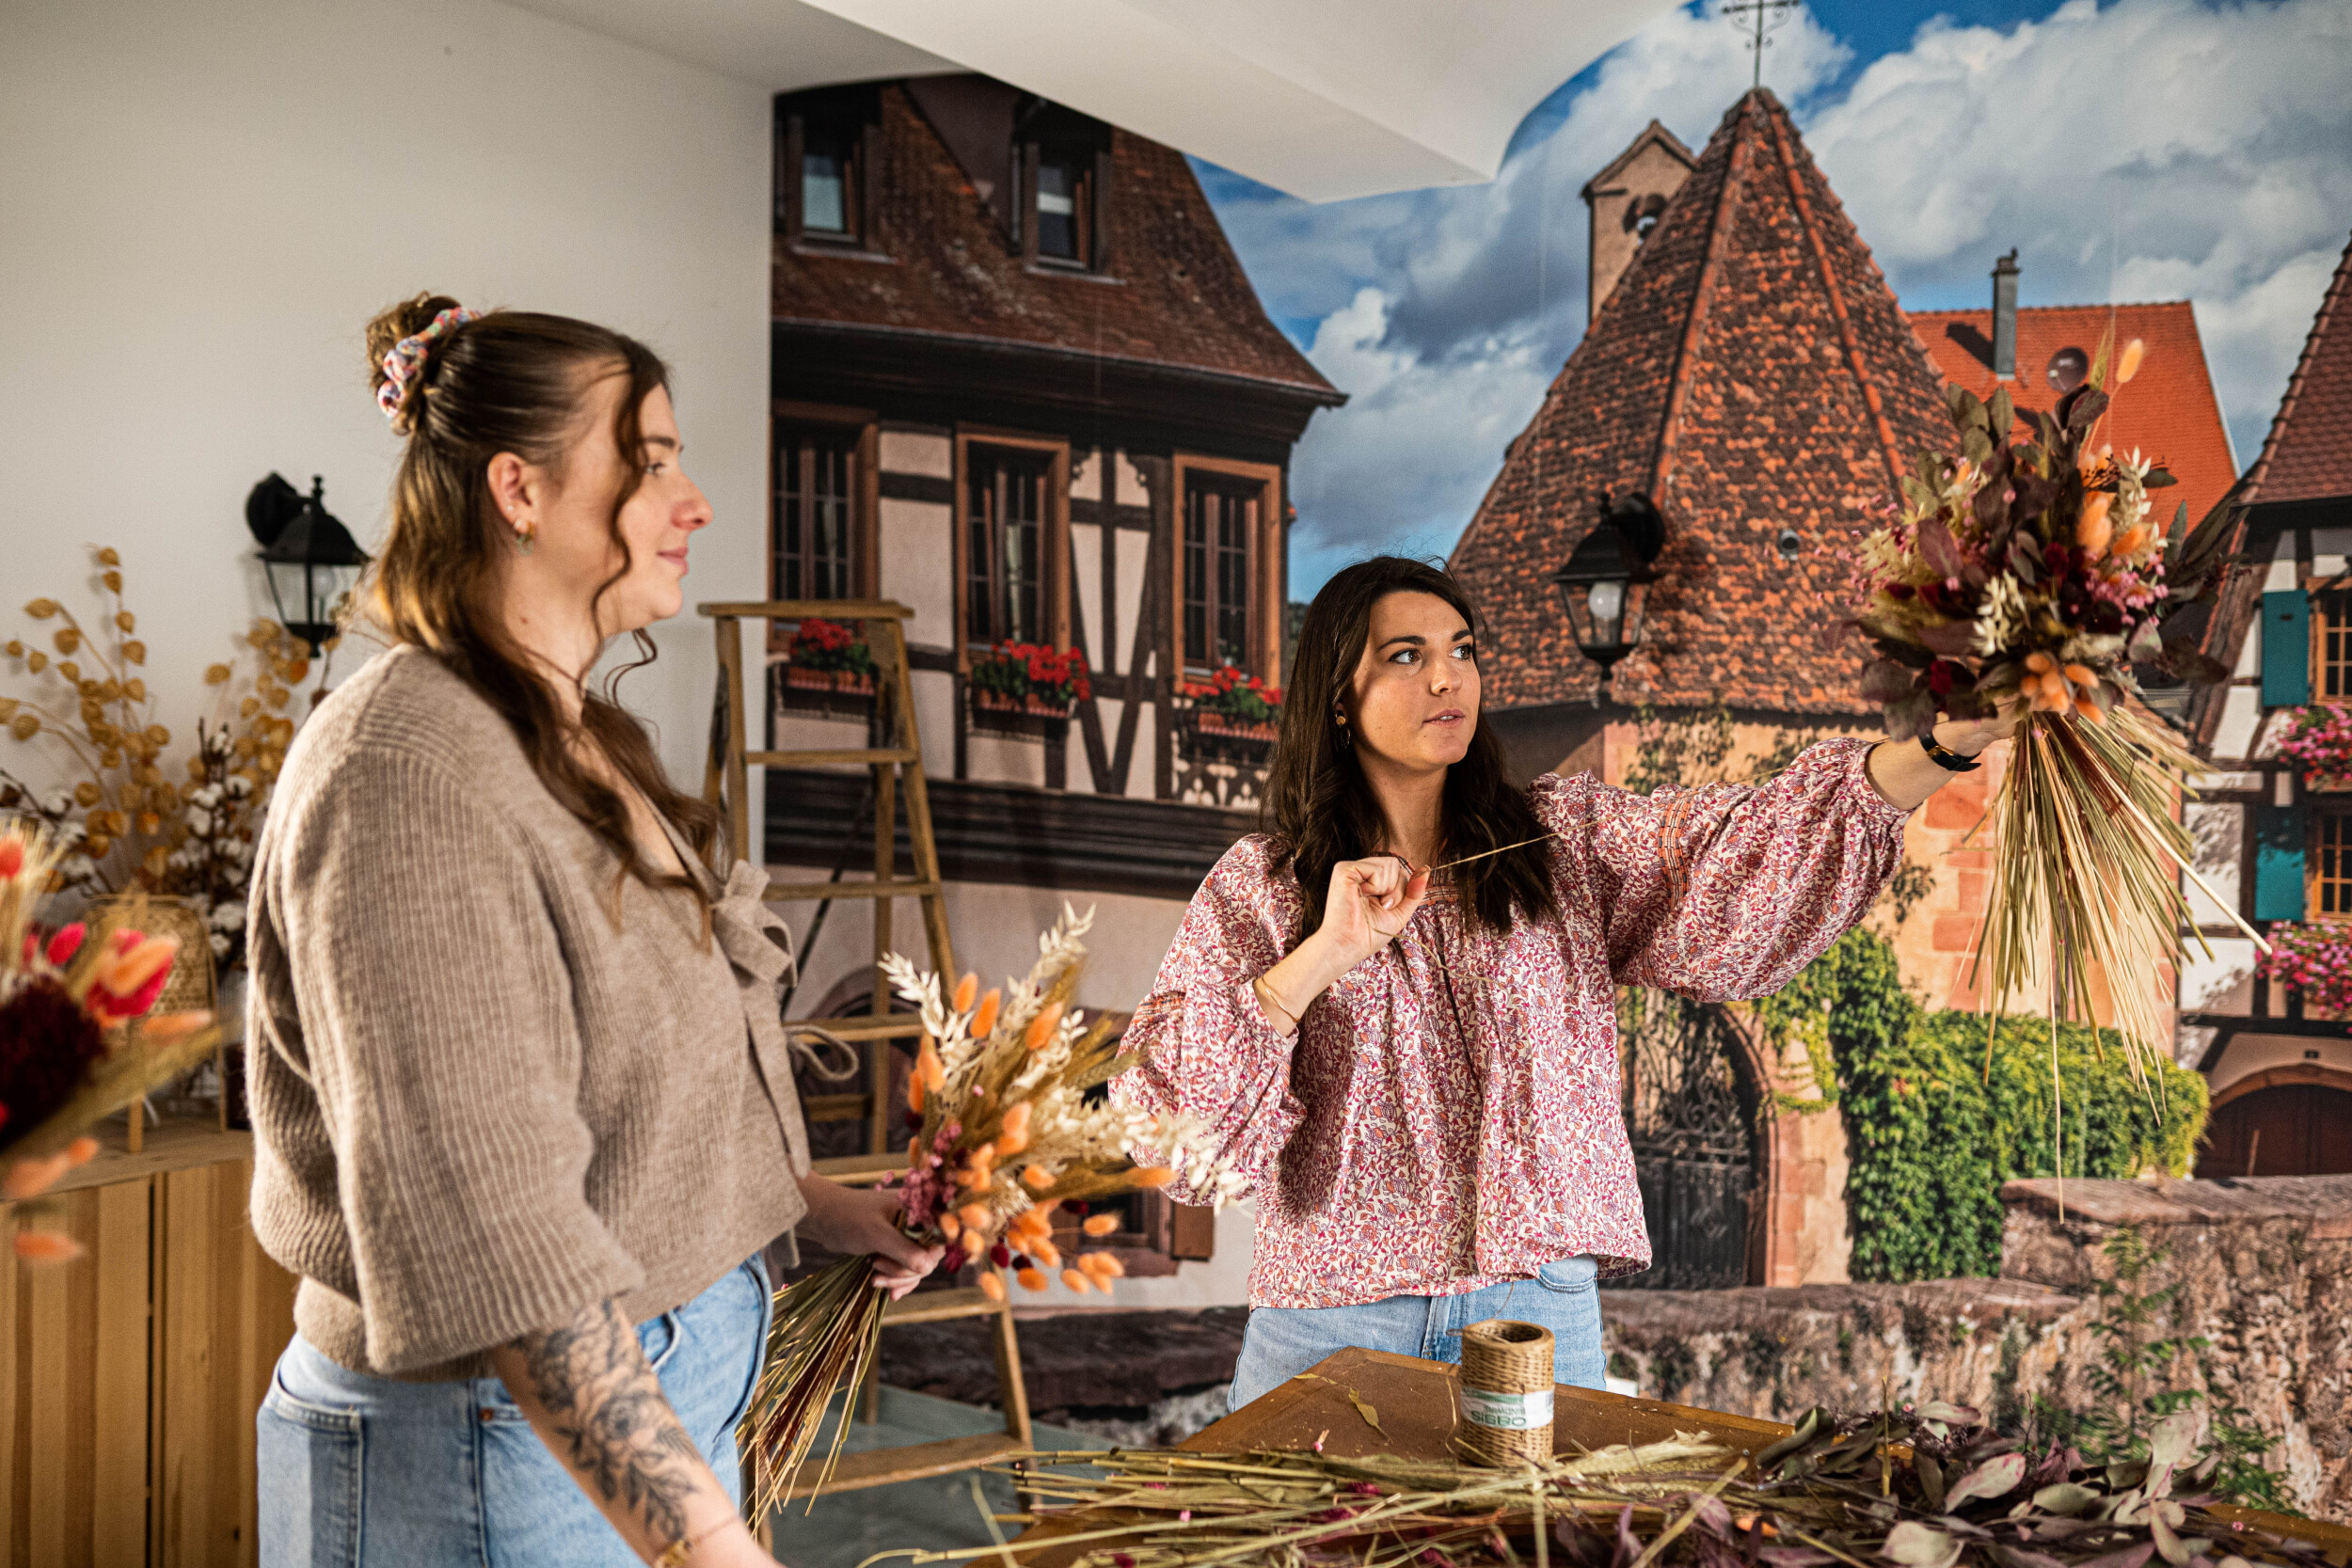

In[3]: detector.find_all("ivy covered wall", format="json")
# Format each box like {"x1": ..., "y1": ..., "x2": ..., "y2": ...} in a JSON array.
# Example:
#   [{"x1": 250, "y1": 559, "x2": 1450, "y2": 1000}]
[{"x1": 1759, "y1": 929, "x2": 2209, "y2": 1281}]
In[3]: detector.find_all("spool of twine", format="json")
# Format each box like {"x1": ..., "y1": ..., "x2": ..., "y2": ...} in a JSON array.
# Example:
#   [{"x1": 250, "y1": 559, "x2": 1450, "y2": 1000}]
[{"x1": 1458, "y1": 1319, "x2": 1554, "y2": 1466}]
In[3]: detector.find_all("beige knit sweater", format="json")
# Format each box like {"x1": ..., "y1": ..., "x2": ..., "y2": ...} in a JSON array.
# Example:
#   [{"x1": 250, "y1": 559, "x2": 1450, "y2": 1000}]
[{"x1": 247, "y1": 647, "x2": 811, "y2": 1380}]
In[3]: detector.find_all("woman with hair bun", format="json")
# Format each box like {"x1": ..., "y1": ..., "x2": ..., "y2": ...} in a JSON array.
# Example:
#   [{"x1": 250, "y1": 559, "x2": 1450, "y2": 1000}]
[
  {"x1": 246, "y1": 294, "x2": 940, "y2": 1566},
  {"x1": 1115, "y1": 556, "x2": 2009, "y2": 1409}
]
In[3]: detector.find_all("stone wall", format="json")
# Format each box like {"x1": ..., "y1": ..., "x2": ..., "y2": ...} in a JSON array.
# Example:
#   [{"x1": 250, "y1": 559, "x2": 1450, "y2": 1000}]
[{"x1": 1599, "y1": 1175, "x2": 2352, "y2": 1520}]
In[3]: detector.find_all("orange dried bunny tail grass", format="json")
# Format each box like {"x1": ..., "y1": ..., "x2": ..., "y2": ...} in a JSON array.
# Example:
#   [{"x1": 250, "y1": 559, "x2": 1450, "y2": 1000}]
[
  {"x1": 1130, "y1": 1165, "x2": 1175, "y2": 1187},
  {"x1": 907, "y1": 1072, "x2": 925, "y2": 1114},
  {"x1": 1082, "y1": 1212, "x2": 1119, "y2": 1236},
  {"x1": 3, "y1": 1153, "x2": 72, "y2": 1200},
  {"x1": 977, "y1": 1271, "x2": 1007, "y2": 1302},
  {"x1": 2076, "y1": 492, "x2": 2114, "y2": 555},
  {"x1": 971, "y1": 989, "x2": 1002, "y2": 1039},
  {"x1": 139, "y1": 1010, "x2": 215, "y2": 1045},
  {"x1": 939, "y1": 1212, "x2": 962, "y2": 1242},
  {"x1": 959, "y1": 1202, "x2": 990, "y2": 1232},
  {"x1": 1022, "y1": 1002, "x2": 1064, "y2": 1053},
  {"x1": 1022, "y1": 1164, "x2": 1054, "y2": 1190},
  {"x1": 1082, "y1": 1251, "x2": 1126, "y2": 1279},
  {"x1": 66, "y1": 1136, "x2": 99, "y2": 1167},
  {"x1": 2116, "y1": 337, "x2": 2145, "y2": 386},
  {"x1": 952, "y1": 972, "x2": 978, "y2": 1014},
  {"x1": 1029, "y1": 1237, "x2": 1060, "y2": 1269},
  {"x1": 914, "y1": 1037, "x2": 945, "y2": 1092},
  {"x1": 1060, "y1": 1268, "x2": 1092, "y2": 1293},
  {"x1": 13, "y1": 1231, "x2": 84, "y2": 1264},
  {"x1": 1015, "y1": 1266, "x2": 1048, "y2": 1291}
]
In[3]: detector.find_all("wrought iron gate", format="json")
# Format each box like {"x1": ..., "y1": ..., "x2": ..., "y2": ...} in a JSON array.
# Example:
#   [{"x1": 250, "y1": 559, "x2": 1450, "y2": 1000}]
[{"x1": 1608, "y1": 989, "x2": 1756, "y2": 1290}]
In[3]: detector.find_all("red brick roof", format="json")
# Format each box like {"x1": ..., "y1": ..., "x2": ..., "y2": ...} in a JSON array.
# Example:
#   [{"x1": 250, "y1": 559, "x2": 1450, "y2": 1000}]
[
  {"x1": 1908, "y1": 302, "x2": 2237, "y2": 536},
  {"x1": 2245, "y1": 227, "x2": 2352, "y2": 506},
  {"x1": 1450, "y1": 89, "x2": 1952, "y2": 715},
  {"x1": 771, "y1": 86, "x2": 1335, "y2": 399}
]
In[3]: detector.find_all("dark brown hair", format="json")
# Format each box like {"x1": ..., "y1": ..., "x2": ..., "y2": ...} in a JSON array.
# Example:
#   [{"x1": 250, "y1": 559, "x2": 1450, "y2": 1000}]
[
  {"x1": 1262, "y1": 557, "x2": 1557, "y2": 938},
  {"x1": 362, "y1": 291, "x2": 720, "y2": 905}
]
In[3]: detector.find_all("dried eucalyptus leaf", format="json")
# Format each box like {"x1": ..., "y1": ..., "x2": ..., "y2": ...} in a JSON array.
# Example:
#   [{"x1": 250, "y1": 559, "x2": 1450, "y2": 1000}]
[
  {"x1": 1947, "y1": 1452, "x2": 2028, "y2": 1509},
  {"x1": 1919, "y1": 1452, "x2": 1947, "y2": 1513},
  {"x1": 1987, "y1": 388, "x2": 2015, "y2": 437},
  {"x1": 2148, "y1": 1412, "x2": 2200, "y2": 1469},
  {"x1": 1885, "y1": 1521, "x2": 1963, "y2": 1568},
  {"x1": 2034, "y1": 1483, "x2": 2101, "y2": 1515}
]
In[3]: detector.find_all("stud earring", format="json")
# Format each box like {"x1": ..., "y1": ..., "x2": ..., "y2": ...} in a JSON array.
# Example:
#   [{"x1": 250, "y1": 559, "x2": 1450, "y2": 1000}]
[{"x1": 511, "y1": 516, "x2": 536, "y2": 557}]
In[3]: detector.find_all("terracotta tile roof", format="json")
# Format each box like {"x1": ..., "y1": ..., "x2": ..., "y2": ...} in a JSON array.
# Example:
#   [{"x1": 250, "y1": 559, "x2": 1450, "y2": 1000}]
[
  {"x1": 1908, "y1": 302, "x2": 2238, "y2": 537},
  {"x1": 1450, "y1": 89, "x2": 1952, "y2": 716},
  {"x1": 2244, "y1": 227, "x2": 2352, "y2": 506},
  {"x1": 771, "y1": 86, "x2": 1336, "y2": 399}
]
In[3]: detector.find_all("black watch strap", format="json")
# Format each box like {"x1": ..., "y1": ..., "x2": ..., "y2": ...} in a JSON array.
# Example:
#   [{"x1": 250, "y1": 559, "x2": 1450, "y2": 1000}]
[{"x1": 1919, "y1": 733, "x2": 1982, "y2": 772}]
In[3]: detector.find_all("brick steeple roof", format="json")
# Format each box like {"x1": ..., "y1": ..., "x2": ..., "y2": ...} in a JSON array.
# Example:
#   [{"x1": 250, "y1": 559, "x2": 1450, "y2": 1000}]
[{"x1": 1451, "y1": 89, "x2": 1951, "y2": 715}]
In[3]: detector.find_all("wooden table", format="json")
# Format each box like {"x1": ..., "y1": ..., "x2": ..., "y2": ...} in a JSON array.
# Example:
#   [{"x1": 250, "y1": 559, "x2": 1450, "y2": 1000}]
[{"x1": 1011, "y1": 1345, "x2": 2352, "y2": 1566}]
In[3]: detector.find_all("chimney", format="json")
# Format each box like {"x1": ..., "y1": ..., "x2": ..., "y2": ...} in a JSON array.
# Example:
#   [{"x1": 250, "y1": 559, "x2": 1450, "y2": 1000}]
[{"x1": 1991, "y1": 249, "x2": 2020, "y2": 380}]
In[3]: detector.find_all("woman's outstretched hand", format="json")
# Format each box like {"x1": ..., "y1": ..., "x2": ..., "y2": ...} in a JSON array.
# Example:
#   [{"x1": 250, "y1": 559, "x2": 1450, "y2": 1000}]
[{"x1": 793, "y1": 1176, "x2": 946, "y2": 1299}]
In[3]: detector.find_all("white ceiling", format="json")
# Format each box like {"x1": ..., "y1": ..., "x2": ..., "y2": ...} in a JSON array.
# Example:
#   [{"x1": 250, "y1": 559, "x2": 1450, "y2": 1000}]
[{"x1": 503, "y1": 0, "x2": 1677, "y2": 202}]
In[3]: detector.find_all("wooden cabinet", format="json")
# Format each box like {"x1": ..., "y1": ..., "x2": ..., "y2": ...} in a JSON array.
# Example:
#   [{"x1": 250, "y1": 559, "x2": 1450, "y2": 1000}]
[{"x1": 1, "y1": 1117, "x2": 296, "y2": 1567}]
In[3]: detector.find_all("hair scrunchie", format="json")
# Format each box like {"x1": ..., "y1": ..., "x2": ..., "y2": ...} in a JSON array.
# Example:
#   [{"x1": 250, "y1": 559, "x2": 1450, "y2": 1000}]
[{"x1": 377, "y1": 306, "x2": 482, "y2": 423}]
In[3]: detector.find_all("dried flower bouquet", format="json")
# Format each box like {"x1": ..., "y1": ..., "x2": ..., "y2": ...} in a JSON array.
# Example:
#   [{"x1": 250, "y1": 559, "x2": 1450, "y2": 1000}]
[
  {"x1": 1, "y1": 821, "x2": 220, "y2": 1261},
  {"x1": 1849, "y1": 334, "x2": 2250, "y2": 1095},
  {"x1": 741, "y1": 906, "x2": 1241, "y2": 1512}
]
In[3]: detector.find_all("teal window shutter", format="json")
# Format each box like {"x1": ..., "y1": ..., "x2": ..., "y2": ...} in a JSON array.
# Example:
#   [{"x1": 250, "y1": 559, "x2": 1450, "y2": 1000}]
[
  {"x1": 2262, "y1": 590, "x2": 2310, "y2": 707},
  {"x1": 2253, "y1": 801, "x2": 2308, "y2": 921}
]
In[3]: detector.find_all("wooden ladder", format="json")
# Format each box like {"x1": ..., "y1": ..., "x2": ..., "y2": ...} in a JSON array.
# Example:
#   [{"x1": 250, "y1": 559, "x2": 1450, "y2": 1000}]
[{"x1": 698, "y1": 600, "x2": 1034, "y2": 1513}]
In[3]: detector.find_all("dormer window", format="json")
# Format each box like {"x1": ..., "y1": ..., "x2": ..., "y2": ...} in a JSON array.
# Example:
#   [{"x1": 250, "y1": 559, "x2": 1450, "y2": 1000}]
[
  {"x1": 777, "y1": 87, "x2": 880, "y2": 252},
  {"x1": 1015, "y1": 101, "x2": 1111, "y2": 275}
]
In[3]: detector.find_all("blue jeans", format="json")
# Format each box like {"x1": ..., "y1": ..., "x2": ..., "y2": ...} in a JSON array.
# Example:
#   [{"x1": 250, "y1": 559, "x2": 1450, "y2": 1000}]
[
  {"x1": 258, "y1": 1257, "x2": 771, "y2": 1566},
  {"x1": 1228, "y1": 1257, "x2": 1605, "y2": 1412}
]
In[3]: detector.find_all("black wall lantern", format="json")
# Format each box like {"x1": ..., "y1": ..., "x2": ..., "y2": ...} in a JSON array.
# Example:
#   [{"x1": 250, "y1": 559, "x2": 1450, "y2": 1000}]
[
  {"x1": 1549, "y1": 491, "x2": 1665, "y2": 702},
  {"x1": 246, "y1": 473, "x2": 370, "y2": 653}
]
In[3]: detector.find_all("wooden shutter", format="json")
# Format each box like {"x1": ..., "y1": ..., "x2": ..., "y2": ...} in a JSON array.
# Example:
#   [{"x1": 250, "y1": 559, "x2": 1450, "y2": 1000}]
[
  {"x1": 2253, "y1": 801, "x2": 2309, "y2": 921},
  {"x1": 2263, "y1": 590, "x2": 2310, "y2": 708}
]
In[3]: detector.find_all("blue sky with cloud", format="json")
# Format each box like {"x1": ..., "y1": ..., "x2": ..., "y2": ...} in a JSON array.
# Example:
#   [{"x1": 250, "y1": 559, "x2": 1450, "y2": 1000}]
[{"x1": 1198, "y1": 0, "x2": 2352, "y2": 596}]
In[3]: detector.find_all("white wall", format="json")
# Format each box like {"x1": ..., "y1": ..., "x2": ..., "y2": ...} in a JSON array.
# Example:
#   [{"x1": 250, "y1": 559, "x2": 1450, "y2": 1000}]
[{"x1": 0, "y1": 0, "x2": 773, "y2": 797}]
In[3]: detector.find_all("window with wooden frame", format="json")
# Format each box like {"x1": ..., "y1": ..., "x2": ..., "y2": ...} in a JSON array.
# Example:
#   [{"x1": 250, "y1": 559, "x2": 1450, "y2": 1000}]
[
  {"x1": 768, "y1": 405, "x2": 877, "y2": 646},
  {"x1": 776, "y1": 87, "x2": 880, "y2": 250},
  {"x1": 1014, "y1": 101, "x2": 1111, "y2": 274},
  {"x1": 2314, "y1": 807, "x2": 2352, "y2": 921},
  {"x1": 1174, "y1": 456, "x2": 1284, "y2": 682},
  {"x1": 2315, "y1": 591, "x2": 2352, "y2": 700},
  {"x1": 957, "y1": 434, "x2": 1070, "y2": 653}
]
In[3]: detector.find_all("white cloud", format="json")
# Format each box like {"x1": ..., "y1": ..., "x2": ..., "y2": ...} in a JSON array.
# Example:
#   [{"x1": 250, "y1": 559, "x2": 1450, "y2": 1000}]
[{"x1": 1214, "y1": 0, "x2": 2352, "y2": 595}]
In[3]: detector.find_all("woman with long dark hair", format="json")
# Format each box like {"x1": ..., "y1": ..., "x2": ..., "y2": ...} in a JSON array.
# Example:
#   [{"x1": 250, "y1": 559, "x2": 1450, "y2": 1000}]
[
  {"x1": 1117, "y1": 557, "x2": 2004, "y2": 1408},
  {"x1": 246, "y1": 295, "x2": 941, "y2": 1566}
]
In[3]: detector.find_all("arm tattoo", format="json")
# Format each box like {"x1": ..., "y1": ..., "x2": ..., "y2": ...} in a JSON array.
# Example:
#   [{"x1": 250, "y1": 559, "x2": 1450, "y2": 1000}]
[{"x1": 513, "y1": 1300, "x2": 703, "y2": 1546}]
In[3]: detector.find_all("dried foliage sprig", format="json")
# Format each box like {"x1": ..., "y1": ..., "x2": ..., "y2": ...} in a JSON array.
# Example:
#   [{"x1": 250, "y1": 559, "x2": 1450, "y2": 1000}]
[
  {"x1": 866, "y1": 1402, "x2": 2321, "y2": 1568},
  {"x1": 743, "y1": 906, "x2": 1241, "y2": 1514},
  {"x1": 1, "y1": 547, "x2": 326, "y2": 956}
]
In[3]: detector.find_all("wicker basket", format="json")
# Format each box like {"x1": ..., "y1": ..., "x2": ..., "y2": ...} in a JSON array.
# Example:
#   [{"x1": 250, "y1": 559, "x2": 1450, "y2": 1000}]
[{"x1": 89, "y1": 894, "x2": 216, "y2": 1017}]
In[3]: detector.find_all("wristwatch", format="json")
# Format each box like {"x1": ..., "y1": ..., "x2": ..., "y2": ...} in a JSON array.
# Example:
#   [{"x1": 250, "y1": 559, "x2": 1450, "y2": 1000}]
[{"x1": 1918, "y1": 733, "x2": 1982, "y2": 773}]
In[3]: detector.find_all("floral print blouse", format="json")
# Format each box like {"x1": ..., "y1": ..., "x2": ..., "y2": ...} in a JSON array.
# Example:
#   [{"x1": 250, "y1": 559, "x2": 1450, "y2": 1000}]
[{"x1": 1113, "y1": 739, "x2": 1911, "y2": 1309}]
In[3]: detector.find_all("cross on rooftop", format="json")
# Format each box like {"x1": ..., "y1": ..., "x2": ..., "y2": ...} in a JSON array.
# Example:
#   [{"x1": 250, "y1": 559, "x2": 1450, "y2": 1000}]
[{"x1": 1724, "y1": 0, "x2": 1802, "y2": 89}]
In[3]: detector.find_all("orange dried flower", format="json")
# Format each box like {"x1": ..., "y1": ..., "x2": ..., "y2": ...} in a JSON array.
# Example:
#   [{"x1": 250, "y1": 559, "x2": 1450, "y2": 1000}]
[
  {"x1": 908, "y1": 1073, "x2": 925, "y2": 1115},
  {"x1": 1061, "y1": 1268, "x2": 1091, "y2": 1293},
  {"x1": 2062, "y1": 664, "x2": 2097, "y2": 689},
  {"x1": 2074, "y1": 695, "x2": 2106, "y2": 723},
  {"x1": 66, "y1": 1136, "x2": 98, "y2": 1167},
  {"x1": 952, "y1": 973, "x2": 978, "y2": 1014},
  {"x1": 1016, "y1": 1267, "x2": 1048, "y2": 1291},
  {"x1": 977, "y1": 1271, "x2": 1007, "y2": 1302},
  {"x1": 959, "y1": 1202, "x2": 991, "y2": 1233},
  {"x1": 1023, "y1": 1002, "x2": 1064, "y2": 1053},
  {"x1": 2025, "y1": 651, "x2": 2054, "y2": 673},
  {"x1": 971, "y1": 989, "x2": 1002, "y2": 1038},
  {"x1": 914, "y1": 1039, "x2": 945, "y2": 1094},
  {"x1": 1030, "y1": 1237, "x2": 1061, "y2": 1269},
  {"x1": 2077, "y1": 492, "x2": 2114, "y2": 556},
  {"x1": 1082, "y1": 1212, "x2": 1119, "y2": 1237},
  {"x1": 1023, "y1": 1164, "x2": 1054, "y2": 1191},
  {"x1": 1082, "y1": 1251, "x2": 1126, "y2": 1279},
  {"x1": 1130, "y1": 1166, "x2": 1175, "y2": 1187},
  {"x1": 940, "y1": 1212, "x2": 962, "y2": 1242},
  {"x1": 13, "y1": 1231, "x2": 84, "y2": 1264},
  {"x1": 2116, "y1": 338, "x2": 2145, "y2": 386},
  {"x1": 962, "y1": 1228, "x2": 987, "y2": 1259},
  {"x1": 3, "y1": 1153, "x2": 72, "y2": 1200}
]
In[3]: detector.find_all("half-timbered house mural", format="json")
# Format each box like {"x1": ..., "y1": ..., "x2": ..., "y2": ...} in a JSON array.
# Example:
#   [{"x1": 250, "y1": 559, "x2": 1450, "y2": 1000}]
[
  {"x1": 756, "y1": 73, "x2": 1341, "y2": 1077},
  {"x1": 2169, "y1": 228, "x2": 2352, "y2": 1177}
]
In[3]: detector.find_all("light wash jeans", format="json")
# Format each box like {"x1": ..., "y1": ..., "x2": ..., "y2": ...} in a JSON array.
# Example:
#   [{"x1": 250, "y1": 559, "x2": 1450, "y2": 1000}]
[
  {"x1": 1228, "y1": 1256, "x2": 1605, "y2": 1412},
  {"x1": 258, "y1": 1256, "x2": 771, "y2": 1566}
]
